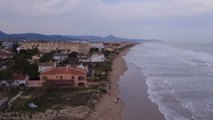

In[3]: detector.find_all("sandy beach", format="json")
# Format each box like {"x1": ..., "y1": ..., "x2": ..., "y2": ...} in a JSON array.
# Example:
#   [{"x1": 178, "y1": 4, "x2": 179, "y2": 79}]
[
  {"x1": 87, "y1": 47, "x2": 129, "y2": 120},
  {"x1": 87, "y1": 45, "x2": 165, "y2": 120}
]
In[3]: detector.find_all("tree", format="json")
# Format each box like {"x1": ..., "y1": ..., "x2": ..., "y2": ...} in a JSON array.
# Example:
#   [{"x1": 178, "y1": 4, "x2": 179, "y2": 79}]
[
  {"x1": 8, "y1": 56, "x2": 30, "y2": 73},
  {"x1": 11, "y1": 42, "x2": 19, "y2": 53},
  {"x1": 28, "y1": 63, "x2": 39, "y2": 78},
  {"x1": 0, "y1": 69, "x2": 12, "y2": 80},
  {"x1": 68, "y1": 52, "x2": 79, "y2": 59},
  {"x1": 19, "y1": 48, "x2": 39, "y2": 59},
  {"x1": 39, "y1": 53, "x2": 53, "y2": 62},
  {"x1": 89, "y1": 48, "x2": 99, "y2": 54}
]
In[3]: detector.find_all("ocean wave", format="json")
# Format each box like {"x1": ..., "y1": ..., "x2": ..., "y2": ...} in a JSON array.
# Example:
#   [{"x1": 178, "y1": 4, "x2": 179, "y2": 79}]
[{"x1": 124, "y1": 42, "x2": 213, "y2": 120}]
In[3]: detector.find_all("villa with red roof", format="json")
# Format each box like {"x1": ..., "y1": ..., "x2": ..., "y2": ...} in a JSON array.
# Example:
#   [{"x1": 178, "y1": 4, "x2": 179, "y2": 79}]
[{"x1": 40, "y1": 66, "x2": 87, "y2": 87}]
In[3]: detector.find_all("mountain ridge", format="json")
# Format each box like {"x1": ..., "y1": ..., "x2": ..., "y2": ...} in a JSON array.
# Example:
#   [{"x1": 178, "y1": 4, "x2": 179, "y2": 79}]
[{"x1": 0, "y1": 30, "x2": 157, "y2": 42}]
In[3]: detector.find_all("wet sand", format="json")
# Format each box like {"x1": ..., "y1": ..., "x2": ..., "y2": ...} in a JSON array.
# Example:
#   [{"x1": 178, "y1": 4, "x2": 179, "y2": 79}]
[{"x1": 119, "y1": 62, "x2": 166, "y2": 120}]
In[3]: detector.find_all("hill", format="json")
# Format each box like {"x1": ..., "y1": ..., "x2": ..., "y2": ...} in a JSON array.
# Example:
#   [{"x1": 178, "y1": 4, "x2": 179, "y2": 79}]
[{"x1": 0, "y1": 30, "x2": 157, "y2": 42}]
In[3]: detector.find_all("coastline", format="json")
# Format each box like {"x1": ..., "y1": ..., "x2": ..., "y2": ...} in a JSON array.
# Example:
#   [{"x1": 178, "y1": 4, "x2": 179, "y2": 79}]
[
  {"x1": 119, "y1": 62, "x2": 166, "y2": 120},
  {"x1": 87, "y1": 46, "x2": 130, "y2": 120}
]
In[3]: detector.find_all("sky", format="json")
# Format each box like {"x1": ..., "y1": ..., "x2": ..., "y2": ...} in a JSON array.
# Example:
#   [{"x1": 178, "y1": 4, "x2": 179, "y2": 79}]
[{"x1": 0, "y1": 0, "x2": 213, "y2": 43}]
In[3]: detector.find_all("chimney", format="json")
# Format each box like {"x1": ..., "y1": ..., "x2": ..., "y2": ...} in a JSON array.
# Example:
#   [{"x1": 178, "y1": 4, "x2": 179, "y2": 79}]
[
  {"x1": 54, "y1": 62, "x2": 57, "y2": 68},
  {"x1": 66, "y1": 65, "x2": 68, "y2": 72},
  {"x1": 66, "y1": 65, "x2": 70, "y2": 72}
]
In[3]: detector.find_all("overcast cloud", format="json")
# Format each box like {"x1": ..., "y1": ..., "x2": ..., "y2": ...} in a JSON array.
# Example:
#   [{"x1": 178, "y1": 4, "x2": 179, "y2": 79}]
[{"x1": 1, "y1": 0, "x2": 213, "y2": 43}]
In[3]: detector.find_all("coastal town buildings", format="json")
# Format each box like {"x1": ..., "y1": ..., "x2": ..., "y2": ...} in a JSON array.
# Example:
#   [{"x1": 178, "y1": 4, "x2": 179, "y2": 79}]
[
  {"x1": 104, "y1": 42, "x2": 131, "y2": 52},
  {"x1": 91, "y1": 43, "x2": 104, "y2": 51},
  {"x1": 19, "y1": 41, "x2": 92, "y2": 54}
]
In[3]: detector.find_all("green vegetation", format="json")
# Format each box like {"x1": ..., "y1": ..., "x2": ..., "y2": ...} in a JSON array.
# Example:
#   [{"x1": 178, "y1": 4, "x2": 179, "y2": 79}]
[
  {"x1": 10, "y1": 88, "x2": 96, "y2": 112},
  {"x1": 0, "y1": 42, "x2": 133, "y2": 117},
  {"x1": 11, "y1": 42, "x2": 19, "y2": 53},
  {"x1": 19, "y1": 48, "x2": 39, "y2": 59},
  {"x1": 39, "y1": 53, "x2": 53, "y2": 62},
  {"x1": 89, "y1": 48, "x2": 99, "y2": 54},
  {"x1": 0, "y1": 56, "x2": 39, "y2": 79},
  {"x1": 0, "y1": 69, "x2": 12, "y2": 80}
]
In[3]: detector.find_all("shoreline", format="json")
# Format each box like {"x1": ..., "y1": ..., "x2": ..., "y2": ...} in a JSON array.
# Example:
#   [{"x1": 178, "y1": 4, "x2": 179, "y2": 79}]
[
  {"x1": 86, "y1": 46, "x2": 130, "y2": 120},
  {"x1": 119, "y1": 62, "x2": 166, "y2": 120}
]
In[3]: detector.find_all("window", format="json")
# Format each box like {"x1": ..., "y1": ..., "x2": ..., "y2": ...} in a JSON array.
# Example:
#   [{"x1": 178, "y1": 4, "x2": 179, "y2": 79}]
[
  {"x1": 71, "y1": 76, "x2": 75, "y2": 80},
  {"x1": 60, "y1": 76, "x2": 63, "y2": 79},
  {"x1": 78, "y1": 76, "x2": 85, "y2": 81},
  {"x1": 42, "y1": 76, "x2": 48, "y2": 80}
]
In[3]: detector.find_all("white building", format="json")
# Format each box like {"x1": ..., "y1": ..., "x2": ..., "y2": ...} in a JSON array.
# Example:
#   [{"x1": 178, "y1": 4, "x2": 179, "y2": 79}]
[
  {"x1": 91, "y1": 54, "x2": 105, "y2": 62},
  {"x1": 53, "y1": 53, "x2": 68, "y2": 62},
  {"x1": 91, "y1": 43, "x2": 105, "y2": 51}
]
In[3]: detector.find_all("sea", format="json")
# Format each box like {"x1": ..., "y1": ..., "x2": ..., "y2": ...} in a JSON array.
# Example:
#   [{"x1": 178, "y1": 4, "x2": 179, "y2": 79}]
[{"x1": 122, "y1": 42, "x2": 213, "y2": 120}]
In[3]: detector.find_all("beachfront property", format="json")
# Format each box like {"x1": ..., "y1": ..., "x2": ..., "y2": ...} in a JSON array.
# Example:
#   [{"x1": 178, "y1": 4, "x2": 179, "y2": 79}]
[
  {"x1": 40, "y1": 66, "x2": 87, "y2": 87},
  {"x1": 19, "y1": 41, "x2": 92, "y2": 54},
  {"x1": 78, "y1": 54, "x2": 106, "y2": 62},
  {"x1": 104, "y1": 42, "x2": 131, "y2": 52}
]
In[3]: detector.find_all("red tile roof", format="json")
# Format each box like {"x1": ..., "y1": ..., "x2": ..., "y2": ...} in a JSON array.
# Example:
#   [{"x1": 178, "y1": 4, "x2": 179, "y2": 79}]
[
  {"x1": 0, "y1": 51, "x2": 13, "y2": 58},
  {"x1": 41, "y1": 67, "x2": 86, "y2": 76},
  {"x1": 12, "y1": 74, "x2": 28, "y2": 80}
]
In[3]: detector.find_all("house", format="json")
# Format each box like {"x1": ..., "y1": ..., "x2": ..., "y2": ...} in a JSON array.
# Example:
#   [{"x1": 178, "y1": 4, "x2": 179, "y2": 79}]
[
  {"x1": 1, "y1": 42, "x2": 15, "y2": 49},
  {"x1": 19, "y1": 41, "x2": 91, "y2": 54},
  {"x1": 0, "y1": 51, "x2": 13, "y2": 60},
  {"x1": 53, "y1": 53, "x2": 68, "y2": 63},
  {"x1": 91, "y1": 43, "x2": 105, "y2": 51},
  {"x1": 91, "y1": 54, "x2": 105, "y2": 62},
  {"x1": 0, "y1": 97, "x2": 8, "y2": 111},
  {"x1": 32, "y1": 54, "x2": 43, "y2": 62},
  {"x1": 40, "y1": 66, "x2": 87, "y2": 87},
  {"x1": 76, "y1": 64, "x2": 93, "y2": 77},
  {"x1": 38, "y1": 62, "x2": 56, "y2": 72},
  {"x1": 12, "y1": 74, "x2": 29, "y2": 86},
  {"x1": 78, "y1": 55, "x2": 90, "y2": 62}
]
